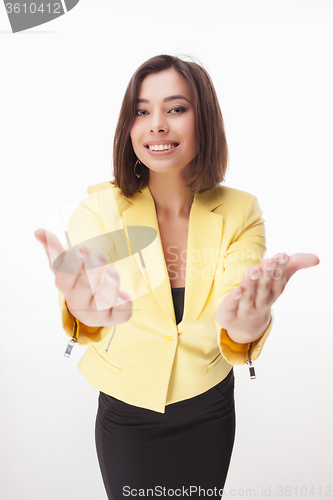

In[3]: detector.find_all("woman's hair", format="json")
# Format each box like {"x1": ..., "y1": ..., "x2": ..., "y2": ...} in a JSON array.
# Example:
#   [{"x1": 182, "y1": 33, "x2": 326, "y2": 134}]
[{"x1": 111, "y1": 54, "x2": 229, "y2": 198}]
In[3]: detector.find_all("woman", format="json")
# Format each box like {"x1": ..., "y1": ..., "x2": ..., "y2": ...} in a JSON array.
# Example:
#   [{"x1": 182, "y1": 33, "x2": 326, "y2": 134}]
[{"x1": 35, "y1": 54, "x2": 319, "y2": 499}]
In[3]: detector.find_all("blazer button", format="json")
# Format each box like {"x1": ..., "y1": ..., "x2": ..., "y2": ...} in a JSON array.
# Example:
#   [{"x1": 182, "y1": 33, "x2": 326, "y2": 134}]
[{"x1": 165, "y1": 336, "x2": 175, "y2": 342}]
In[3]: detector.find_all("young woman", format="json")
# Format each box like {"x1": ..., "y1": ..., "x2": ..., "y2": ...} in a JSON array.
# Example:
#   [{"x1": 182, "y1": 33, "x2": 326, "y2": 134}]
[{"x1": 35, "y1": 54, "x2": 319, "y2": 499}]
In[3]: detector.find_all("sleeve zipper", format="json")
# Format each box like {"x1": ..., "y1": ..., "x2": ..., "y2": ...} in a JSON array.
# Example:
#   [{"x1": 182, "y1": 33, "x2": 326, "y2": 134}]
[
  {"x1": 247, "y1": 342, "x2": 256, "y2": 379},
  {"x1": 63, "y1": 320, "x2": 116, "y2": 358},
  {"x1": 105, "y1": 326, "x2": 116, "y2": 353},
  {"x1": 64, "y1": 317, "x2": 79, "y2": 358}
]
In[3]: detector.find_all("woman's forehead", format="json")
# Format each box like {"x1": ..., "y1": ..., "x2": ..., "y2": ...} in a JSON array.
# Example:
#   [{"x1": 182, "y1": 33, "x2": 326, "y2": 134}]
[{"x1": 138, "y1": 69, "x2": 191, "y2": 101}]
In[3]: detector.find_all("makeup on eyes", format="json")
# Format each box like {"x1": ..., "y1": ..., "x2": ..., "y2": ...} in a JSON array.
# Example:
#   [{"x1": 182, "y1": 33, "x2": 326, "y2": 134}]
[{"x1": 135, "y1": 106, "x2": 188, "y2": 116}]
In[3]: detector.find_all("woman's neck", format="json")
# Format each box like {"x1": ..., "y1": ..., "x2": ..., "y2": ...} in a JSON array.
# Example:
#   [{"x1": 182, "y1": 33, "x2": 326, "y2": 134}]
[{"x1": 148, "y1": 170, "x2": 194, "y2": 220}]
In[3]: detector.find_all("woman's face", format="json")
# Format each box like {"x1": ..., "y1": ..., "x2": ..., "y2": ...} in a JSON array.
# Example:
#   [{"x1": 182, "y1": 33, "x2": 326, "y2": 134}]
[{"x1": 130, "y1": 68, "x2": 198, "y2": 175}]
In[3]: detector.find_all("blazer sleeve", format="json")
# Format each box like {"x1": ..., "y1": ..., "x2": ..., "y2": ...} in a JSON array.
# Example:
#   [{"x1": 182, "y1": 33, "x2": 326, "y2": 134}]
[
  {"x1": 215, "y1": 194, "x2": 274, "y2": 365},
  {"x1": 58, "y1": 185, "x2": 116, "y2": 345}
]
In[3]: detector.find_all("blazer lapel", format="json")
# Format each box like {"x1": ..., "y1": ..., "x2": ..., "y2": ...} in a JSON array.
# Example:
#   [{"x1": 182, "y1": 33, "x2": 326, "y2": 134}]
[
  {"x1": 118, "y1": 185, "x2": 224, "y2": 328},
  {"x1": 121, "y1": 186, "x2": 175, "y2": 322}
]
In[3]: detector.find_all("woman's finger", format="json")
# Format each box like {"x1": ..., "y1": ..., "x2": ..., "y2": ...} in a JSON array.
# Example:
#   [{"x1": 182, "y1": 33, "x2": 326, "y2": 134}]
[
  {"x1": 269, "y1": 253, "x2": 289, "y2": 302},
  {"x1": 255, "y1": 258, "x2": 276, "y2": 310},
  {"x1": 54, "y1": 244, "x2": 87, "y2": 275},
  {"x1": 219, "y1": 286, "x2": 244, "y2": 316},
  {"x1": 90, "y1": 267, "x2": 121, "y2": 313},
  {"x1": 237, "y1": 266, "x2": 261, "y2": 312},
  {"x1": 255, "y1": 253, "x2": 289, "y2": 309},
  {"x1": 285, "y1": 253, "x2": 320, "y2": 282},
  {"x1": 58, "y1": 249, "x2": 107, "y2": 308},
  {"x1": 34, "y1": 228, "x2": 65, "y2": 274}
]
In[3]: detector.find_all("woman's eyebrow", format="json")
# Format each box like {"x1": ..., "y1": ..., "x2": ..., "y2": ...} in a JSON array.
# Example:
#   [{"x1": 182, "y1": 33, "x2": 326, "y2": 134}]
[{"x1": 137, "y1": 95, "x2": 191, "y2": 104}]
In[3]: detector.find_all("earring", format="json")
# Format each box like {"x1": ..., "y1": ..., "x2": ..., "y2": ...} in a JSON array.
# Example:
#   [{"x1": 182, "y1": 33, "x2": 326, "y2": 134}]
[{"x1": 134, "y1": 158, "x2": 142, "y2": 178}]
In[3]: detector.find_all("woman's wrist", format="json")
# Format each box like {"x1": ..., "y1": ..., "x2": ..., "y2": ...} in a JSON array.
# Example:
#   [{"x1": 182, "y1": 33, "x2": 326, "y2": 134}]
[{"x1": 225, "y1": 312, "x2": 271, "y2": 345}]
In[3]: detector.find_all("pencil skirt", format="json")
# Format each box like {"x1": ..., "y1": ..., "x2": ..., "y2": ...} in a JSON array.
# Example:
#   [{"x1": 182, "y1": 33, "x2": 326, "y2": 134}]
[{"x1": 95, "y1": 369, "x2": 236, "y2": 500}]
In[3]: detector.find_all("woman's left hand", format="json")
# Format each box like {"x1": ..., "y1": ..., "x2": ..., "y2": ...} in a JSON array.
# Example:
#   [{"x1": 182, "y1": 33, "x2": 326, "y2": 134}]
[{"x1": 215, "y1": 253, "x2": 320, "y2": 344}]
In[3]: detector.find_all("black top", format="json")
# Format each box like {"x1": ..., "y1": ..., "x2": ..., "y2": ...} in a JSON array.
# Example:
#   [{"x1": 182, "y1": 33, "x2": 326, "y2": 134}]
[{"x1": 171, "y1": 287, "x2": 185, "y2": 325}]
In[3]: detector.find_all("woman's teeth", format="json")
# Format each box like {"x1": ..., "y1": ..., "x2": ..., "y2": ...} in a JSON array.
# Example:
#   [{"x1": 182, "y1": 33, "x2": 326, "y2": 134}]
[{"x1": 148, "y1": 144, "x2": 178, "y2": 151}]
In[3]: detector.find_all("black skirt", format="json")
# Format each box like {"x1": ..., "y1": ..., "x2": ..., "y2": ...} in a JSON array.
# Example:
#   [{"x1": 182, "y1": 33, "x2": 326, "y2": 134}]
[{"x1": 95, "y1": 368, "x2": 236, "y2": 500}]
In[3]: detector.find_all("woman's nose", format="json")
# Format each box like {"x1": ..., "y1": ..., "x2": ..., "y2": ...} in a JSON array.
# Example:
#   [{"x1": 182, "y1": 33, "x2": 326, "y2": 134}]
[
  {"x1": 149, "y1": 112, "x2": 168, "y2": 134},
  {"x1": 150, "y1": 125, "x2": 167, "y2": 133}
]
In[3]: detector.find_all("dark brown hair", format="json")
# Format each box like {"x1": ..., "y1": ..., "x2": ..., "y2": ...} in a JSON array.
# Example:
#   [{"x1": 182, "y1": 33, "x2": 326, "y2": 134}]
[{"x1": 111, "y1": 54, "x2": 229, "y2": 199}]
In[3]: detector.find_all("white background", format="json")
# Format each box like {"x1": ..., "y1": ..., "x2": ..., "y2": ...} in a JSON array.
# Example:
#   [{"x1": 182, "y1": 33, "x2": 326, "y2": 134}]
[{"x1": 1, "y1": 1, "x2": 332, "y2": 499}]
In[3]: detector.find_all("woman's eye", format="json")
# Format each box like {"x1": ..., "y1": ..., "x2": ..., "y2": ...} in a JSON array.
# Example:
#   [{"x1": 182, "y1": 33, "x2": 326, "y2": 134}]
[
  {"x1": 135, "y1": 109, "x2": 149, "y2": 116},
  {"x1": 135, "y1": 106, "x2": 187, "y2": 116},
  {"x1": 169, "y1": 106, "x2": 188, "y2": 115}
]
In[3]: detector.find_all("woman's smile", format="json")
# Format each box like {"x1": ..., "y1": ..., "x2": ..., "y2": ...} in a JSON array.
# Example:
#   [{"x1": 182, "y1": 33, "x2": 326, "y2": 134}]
[{"x1": 144, "y1": 140, "x2": 180, "y2": 156}]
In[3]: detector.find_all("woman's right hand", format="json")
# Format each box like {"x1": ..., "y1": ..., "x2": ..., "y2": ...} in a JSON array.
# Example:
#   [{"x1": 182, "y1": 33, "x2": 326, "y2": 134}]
[{"x1": 34, "y1": 229, "x2": 132, "y2": 327}]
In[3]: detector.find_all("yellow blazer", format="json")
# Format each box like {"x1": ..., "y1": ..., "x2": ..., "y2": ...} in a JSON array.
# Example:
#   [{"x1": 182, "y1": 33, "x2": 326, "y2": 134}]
[{"x1": 58, "y1": 181, "x2": 273, "y2": 413}]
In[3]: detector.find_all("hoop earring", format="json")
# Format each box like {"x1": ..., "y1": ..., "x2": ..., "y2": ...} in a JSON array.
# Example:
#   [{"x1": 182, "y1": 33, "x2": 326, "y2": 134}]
[{"x1": 134, "y1": 158, "x2": 142, "y2": 178}]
